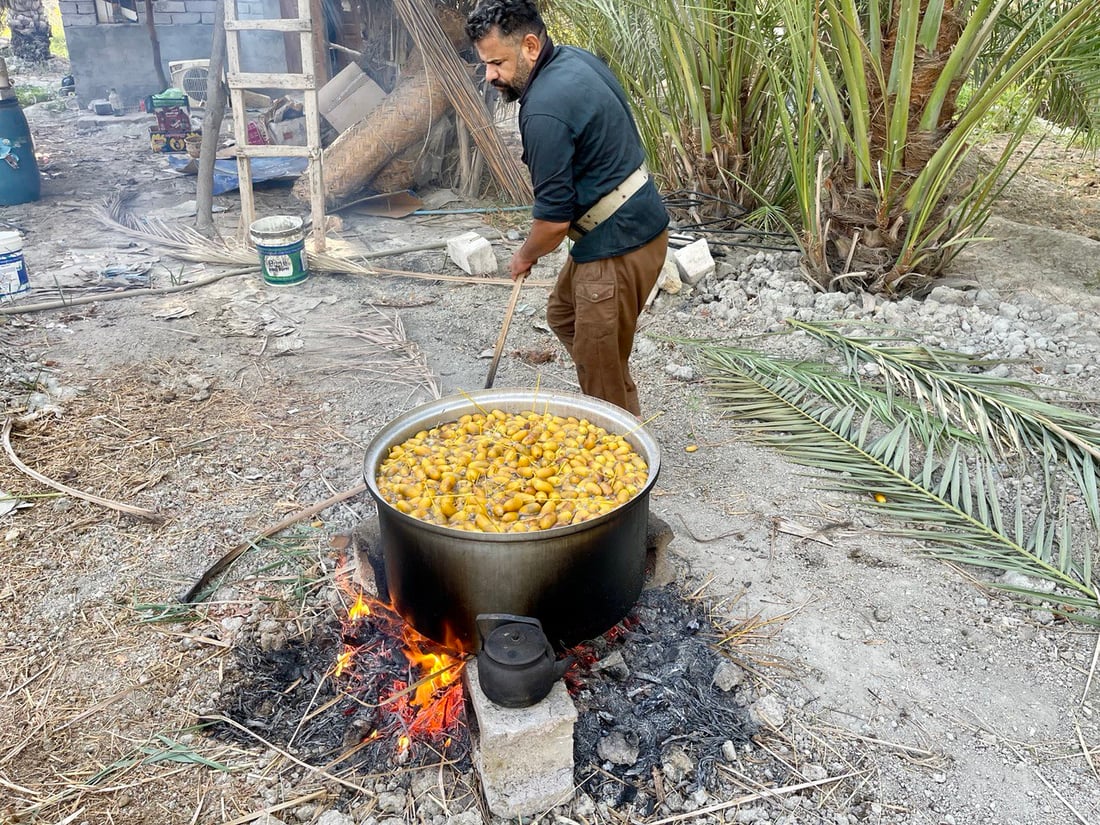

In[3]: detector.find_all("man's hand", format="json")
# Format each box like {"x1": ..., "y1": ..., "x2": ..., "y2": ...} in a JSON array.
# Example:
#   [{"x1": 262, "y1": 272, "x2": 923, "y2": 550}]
[
  {"x1": 512, "y1": 218, "x2": 571, "y2": 279},
  {"x1": 510, "y1": 250, "x2": 536, "y2": 280}
]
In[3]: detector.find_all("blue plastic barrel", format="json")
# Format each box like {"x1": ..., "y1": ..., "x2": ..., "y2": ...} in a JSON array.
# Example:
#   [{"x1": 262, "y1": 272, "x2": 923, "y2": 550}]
[{"x1": 0, "y1": 97, "x2": 41, "y2": 206}]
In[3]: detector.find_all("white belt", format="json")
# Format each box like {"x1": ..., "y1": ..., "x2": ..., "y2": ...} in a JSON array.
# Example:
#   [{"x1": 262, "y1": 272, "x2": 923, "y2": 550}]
[{"x1": 568, "y1": 163, "x2": 649, "y2": 241}]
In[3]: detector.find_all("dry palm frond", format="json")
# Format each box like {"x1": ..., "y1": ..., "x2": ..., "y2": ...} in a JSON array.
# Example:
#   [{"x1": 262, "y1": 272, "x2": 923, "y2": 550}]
[
  {"x1": 92, "y1": 193, "x2": 541, "y2": 287},
  {"x1": 696, "y1": 342, "x2": 1100, "y2": 624},
  {"x1": 392, "y1": 0, "x2": 531, "y2": 204},
  {"x1": 306, "y1": 306, "x2": 442, "y2": 400}
]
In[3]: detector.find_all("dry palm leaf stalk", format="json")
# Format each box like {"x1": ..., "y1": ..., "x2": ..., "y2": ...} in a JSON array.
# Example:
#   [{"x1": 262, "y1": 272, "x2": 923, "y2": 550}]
[
  {"x1": 693, "y1": 326, "x2": 1100, "y2": 624},
  {"x1": 93, "y1": 194, "x2": 550, "y2": 288},
  {"x1": 1, "y1": 418, "x2": 162, "y2": 522}
]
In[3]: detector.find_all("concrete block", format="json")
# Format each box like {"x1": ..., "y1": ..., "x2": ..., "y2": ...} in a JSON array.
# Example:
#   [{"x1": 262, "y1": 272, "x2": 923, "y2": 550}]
[
  {"x1": 674, "y1": 238, "x2": 715, "y2": 285},
  {"x1": 466, "y1": 660, "x2": 577, "y2": 817},
  {"x1": 446, "y1": 231, "x2": 497, "y2": 277}
]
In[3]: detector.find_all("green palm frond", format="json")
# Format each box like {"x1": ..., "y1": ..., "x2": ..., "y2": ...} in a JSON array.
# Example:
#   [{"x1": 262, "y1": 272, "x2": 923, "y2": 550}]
[
  {"x1": 787, "y1": 320, "x2": 1100, "y2": 523},
  {"x1": 697, "y1": 344, "x2": 984, "y2": 452},
  {"x1": 700, "y1": 353, "x2": 1100, "y2": 623}
]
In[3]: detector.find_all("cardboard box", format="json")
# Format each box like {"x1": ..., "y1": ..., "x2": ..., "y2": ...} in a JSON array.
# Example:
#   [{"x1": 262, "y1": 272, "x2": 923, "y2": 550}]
[
  {"x1": 267, "y1": 117, "x2": 307, "y2": 146},
  {"x1": 150, "y1": 127, "x2": 201, "y2": 154},
  {"x1": 317, "y1": 63, "x2": 385, "y2": 133}
]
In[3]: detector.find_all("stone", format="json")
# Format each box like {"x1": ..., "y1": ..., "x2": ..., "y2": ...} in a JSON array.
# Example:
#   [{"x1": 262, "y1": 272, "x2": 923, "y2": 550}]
[
  {"x1": 592, "y1": 650, "x2": 630, "y2": 680},
  {"x1": 377, "y1": 791, "x2": 406, "y2": 813},
  {"x1": 657, "y1": 249, "x2": 683, "y2": 294},
  {"x1": 673, "y1": 238, "x2": 716, "y2": 285},
  {"x1": 661, "y1": 745, "x2": 694, "y2": 784},
  {"x1": 750, "y1": 693, "x2": 787, "y2": 729},
  {"x1": 446, "y1": 231, "x2": 497, "y2": 276},
  {"x1": 597, "y1": 730, "x2": 639, "y2": 765},
  {"x1": 711, "y1": 659, "x2": 744, "y2": 691},
  {"x1": 466, "y1": 660, "x2": 577, "y2": 817},
  {"x1": 316, "y1": 812, "x2": 354, "y2": 825}
]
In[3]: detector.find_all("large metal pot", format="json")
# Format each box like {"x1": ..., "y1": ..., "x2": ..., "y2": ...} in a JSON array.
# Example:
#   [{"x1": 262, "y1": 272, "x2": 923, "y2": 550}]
[{"x1": 362, "y1": 389, "x2": 661, "y2": 653}]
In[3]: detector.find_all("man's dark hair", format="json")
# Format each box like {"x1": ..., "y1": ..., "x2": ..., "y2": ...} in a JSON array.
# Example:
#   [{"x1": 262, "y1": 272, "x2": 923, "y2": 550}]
[{"x1": 465, "y1": 0, "x2": 546, "y2": 43}]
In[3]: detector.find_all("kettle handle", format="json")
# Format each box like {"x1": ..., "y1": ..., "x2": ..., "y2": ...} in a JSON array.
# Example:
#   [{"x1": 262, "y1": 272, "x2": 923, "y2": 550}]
[{"x1": 475, "y1": 613, "x2": 546, "y2": 647}]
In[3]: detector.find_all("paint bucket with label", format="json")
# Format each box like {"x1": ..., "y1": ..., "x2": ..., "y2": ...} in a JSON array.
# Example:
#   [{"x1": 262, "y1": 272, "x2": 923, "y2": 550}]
[
  {"x1": 0, "y1": 230, "x2": 29, "y2": 298},
  {"x1": 249, "y1": 215, "x2": 308, "y2": 286}
]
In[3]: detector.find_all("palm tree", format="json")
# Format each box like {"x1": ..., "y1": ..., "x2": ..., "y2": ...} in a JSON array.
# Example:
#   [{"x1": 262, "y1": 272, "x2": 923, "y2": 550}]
[
  {"x1": 780, "y1": 0, "x2": 1100, "y2": 295},
  {"x1": 1, "y1": 0, "x2": 51, "y2": 63},
  {"x1": 547, "y1": 0, "x2": 1100, "y2": 296}
]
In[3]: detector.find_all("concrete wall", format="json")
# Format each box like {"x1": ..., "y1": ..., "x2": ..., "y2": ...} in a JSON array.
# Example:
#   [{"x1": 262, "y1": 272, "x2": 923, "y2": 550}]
[{"x1": 60, "y1": 0, "x2": 288, "y2": 108}]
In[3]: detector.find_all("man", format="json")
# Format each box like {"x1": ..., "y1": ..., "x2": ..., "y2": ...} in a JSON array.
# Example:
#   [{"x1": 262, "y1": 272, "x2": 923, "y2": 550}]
[{"x1": 465, "y1": 0, "x2": 670, "y2": 417}]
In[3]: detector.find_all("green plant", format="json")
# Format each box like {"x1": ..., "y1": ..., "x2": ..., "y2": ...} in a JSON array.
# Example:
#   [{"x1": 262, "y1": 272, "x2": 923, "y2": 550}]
[
  {"x1": 768, "y1": 0, "x2": 1100, "y2": 295},
  {"x1": 48, "y1": 0, "x2": 67, "y2": 59},
  {"x1": 693, "y1": 326, "x2": 1100, "y2": 624},
  {"x1": 13, "y1": 82, "x2": 54, "y2": 106},
  {"x1": 545, "y1": 0, "x2": 1100, "y2": 295},
  {"x1": 547, "y1": 0, "x2": 794, "y2": 227}
]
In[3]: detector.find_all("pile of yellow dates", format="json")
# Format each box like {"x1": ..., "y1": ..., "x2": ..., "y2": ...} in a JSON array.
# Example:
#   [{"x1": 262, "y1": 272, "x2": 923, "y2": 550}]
[{"x1": 376, "y1": 408, "x2": 648, "y2": 533}]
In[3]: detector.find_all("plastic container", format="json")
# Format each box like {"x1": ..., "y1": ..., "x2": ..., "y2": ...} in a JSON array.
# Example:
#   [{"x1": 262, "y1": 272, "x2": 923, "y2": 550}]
[
  {"x1": 0, "y1": 97, "x2": 41, "y2": 206},
  {"x1": 249, "y1": 215, "x2": 308, "y2": 286},
  {"x1": 0, "y1": 230, "x2": 29, "y2": 297}
]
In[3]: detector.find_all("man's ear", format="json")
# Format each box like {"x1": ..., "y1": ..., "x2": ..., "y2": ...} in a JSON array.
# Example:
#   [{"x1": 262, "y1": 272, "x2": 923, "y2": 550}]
[{"x1": 520, "y1": 32, "x2": 543, "y2": 63}]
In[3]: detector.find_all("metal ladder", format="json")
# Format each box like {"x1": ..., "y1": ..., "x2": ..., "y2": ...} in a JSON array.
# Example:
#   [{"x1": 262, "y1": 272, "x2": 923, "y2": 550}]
[{"x1": 223, "y1": 0, "x2": 326, "y2": 251}]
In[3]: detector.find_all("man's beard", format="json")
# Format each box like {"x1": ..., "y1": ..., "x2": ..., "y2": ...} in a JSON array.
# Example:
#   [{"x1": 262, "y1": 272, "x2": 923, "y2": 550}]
[{"x1": 492, "y1": 59, "x2": 531, "y2": 103}]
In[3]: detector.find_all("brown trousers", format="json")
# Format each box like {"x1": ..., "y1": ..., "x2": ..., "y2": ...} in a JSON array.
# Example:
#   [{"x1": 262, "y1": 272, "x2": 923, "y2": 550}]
[{"x1": 546, "y1": 230, "x2": 668, "y2": 416}]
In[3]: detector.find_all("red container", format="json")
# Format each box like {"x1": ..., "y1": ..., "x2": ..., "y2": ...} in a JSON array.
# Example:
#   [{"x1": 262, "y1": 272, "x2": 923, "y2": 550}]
[{"x1": 155, "y1": 106, "x2": 191, "y2": 132}]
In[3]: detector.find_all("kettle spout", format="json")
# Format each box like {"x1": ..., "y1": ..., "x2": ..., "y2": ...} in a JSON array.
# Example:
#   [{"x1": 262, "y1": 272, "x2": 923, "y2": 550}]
[{"x1": 554, "y1": 654, "x2": 575, "y2": 681}]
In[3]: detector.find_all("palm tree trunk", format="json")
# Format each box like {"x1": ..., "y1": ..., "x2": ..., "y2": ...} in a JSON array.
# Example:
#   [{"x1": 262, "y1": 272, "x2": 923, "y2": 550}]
[{"x1": 7, "y1": 0, "x2": 51, "y2": 63}]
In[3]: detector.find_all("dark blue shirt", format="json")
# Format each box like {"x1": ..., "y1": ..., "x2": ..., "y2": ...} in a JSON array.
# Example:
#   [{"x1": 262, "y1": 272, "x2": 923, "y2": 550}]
[{"x1": 518, "y1": 43, "x2": 669, "y2": 263}]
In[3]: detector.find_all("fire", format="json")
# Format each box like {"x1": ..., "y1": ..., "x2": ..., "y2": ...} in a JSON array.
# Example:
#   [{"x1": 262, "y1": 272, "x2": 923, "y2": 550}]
[
  {"x1": 334, "y1": 648, "x2": 355, "y2": 677},
  {"x1": 348, "y1": 593, "x2": 372, "y2": 622},
  {"x1": 334, "y1": 581, "x2": 467, "y2": 761}
]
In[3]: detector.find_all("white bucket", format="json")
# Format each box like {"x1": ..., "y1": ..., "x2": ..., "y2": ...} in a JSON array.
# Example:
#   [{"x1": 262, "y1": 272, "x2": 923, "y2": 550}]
[
  {"x1": 0, "y1": 231, "x2": 28, "y2": 298},
  {"x1": 249, "y1": 215, "x2": 308, "y2": 287}
]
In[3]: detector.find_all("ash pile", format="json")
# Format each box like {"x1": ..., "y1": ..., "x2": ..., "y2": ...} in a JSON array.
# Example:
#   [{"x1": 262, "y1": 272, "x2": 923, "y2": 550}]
[{"x1": 570, "y1": 584, "x2": 756, "y2": 816}]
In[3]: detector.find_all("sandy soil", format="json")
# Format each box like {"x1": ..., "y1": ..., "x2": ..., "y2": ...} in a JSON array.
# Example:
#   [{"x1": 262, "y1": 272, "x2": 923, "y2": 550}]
[{"x1": 1, "y1": 71, "x2": 1099, "y2": 825}]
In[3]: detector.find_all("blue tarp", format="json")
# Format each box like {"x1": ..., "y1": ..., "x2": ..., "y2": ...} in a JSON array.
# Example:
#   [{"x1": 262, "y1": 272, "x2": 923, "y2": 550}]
[{"x1": 166, "y1": 155, "x2": 309, "y2": 196}]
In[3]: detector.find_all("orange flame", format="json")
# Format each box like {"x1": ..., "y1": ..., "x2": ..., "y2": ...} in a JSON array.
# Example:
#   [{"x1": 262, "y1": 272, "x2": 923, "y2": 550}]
[
  {"x1": 335, "y1": 587, "x2": 467, "y2": 754},
  {"x1": 348, "y1": 593, "x2": 372, "y2": 622},
  {"x1": 334, "y1": 648, "x2": 355, "y2": 677}
]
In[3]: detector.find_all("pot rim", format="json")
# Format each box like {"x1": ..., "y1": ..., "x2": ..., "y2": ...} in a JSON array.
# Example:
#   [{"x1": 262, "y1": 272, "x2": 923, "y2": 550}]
[{"x1": 363, "y1": 387, "x2": 661, "y2": 542}]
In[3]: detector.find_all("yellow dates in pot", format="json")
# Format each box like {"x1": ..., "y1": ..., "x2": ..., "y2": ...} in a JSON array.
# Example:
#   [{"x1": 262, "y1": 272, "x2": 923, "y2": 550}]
[{"x1": 376, "y1": 409, "x2": 648, "y2": 534}]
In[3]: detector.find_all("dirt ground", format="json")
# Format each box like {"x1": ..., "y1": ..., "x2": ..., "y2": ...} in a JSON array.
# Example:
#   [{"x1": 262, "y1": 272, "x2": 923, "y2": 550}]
[{"x1": 2, "y1": 61, "x2": 1100, "y2": 825}]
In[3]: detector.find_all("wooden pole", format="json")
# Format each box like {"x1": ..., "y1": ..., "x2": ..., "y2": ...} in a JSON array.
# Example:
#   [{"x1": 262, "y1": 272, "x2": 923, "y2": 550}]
[
  {"x1": 142, "y1": 0, "x2": 170, "y2": 90},
  {"x1": 196, "y1": 0, "x2": 228, "y2": 237}
]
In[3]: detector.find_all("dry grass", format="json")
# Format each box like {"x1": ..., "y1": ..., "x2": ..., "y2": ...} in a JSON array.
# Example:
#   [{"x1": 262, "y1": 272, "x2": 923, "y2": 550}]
[{"x1": 0, "y1": 361, "x2": 359, "y2": 823}]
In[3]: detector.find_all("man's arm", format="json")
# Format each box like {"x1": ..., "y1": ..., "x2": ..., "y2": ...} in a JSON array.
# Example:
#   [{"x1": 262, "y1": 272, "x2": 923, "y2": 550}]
[{"x1": 510, "y1": 218, "x2": 571, "y2": 279}]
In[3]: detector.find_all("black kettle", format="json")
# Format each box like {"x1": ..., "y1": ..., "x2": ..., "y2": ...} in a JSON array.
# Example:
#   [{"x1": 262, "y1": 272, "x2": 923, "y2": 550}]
[{"x1": 475, "y1": 614, "x2": 572, "y2": 708}]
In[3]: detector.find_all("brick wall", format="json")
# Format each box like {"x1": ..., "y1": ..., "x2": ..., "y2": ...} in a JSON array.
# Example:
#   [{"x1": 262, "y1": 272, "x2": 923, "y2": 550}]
[
  {"x1": 59, "y1": 0, "x2": 234, "y2": 27},
  {"x1": 62, "y1": 0, "x2": 288, "y2": 106}
]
